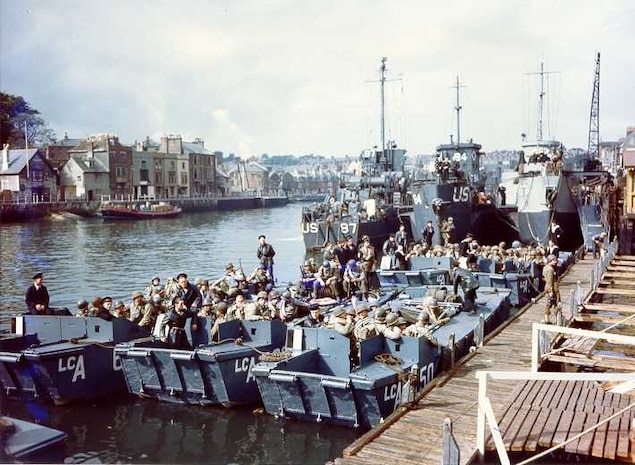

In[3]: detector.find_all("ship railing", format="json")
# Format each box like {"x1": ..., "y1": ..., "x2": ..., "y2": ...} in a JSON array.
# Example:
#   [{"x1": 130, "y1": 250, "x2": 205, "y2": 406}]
[{"x1": 474, "y1": 370, "x2": 635, "y2": 465}]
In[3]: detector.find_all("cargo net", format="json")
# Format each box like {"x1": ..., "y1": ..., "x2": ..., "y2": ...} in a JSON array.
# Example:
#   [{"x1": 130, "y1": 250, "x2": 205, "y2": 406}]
[{"x1": 259, "y1": 350, "x2": 293, "y2": 363}]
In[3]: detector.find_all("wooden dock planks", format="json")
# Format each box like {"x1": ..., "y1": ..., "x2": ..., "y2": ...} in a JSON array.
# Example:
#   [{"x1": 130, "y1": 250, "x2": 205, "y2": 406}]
[{"x1": 336, "y1": 255, "x2": 635, "y2": 465}]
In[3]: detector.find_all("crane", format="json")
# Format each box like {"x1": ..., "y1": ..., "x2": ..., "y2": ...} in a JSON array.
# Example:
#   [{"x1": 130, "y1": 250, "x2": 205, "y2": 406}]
[{"x1": 586, "y1": 52, "x2": 601, "y2": 169}]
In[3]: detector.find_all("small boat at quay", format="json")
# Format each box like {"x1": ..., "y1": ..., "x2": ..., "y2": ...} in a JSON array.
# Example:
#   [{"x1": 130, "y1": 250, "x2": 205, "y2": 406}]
[
  {"x1": 0, "y1": 315, "x2": 150, "y2": 405},
  {"x1": 98, "y1": 201, "x2": 181, "y2": 220},
  {"x1": 252, "y1": 288, "x2": 510, "y2": 429},
  {"x1": 1, "y1": 416, "x2": 66, "y2": 460},
  {"x1": 115, "y1": 318, "x2": 287, "y2": 407}
]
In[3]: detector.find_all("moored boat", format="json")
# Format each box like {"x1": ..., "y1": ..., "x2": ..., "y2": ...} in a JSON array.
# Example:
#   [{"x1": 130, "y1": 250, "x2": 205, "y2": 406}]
[
  {"x1": 98, "y1": 201, "x2": 181, "y2": 219},
  {"x1": 115, "y1": 318, "x2": 287, "y2": 407},
  {"x1": 410, "y1": 76, "x2": 520, "y2": 247},
  {"x1": 300, "y1": 57, "x2": 413, "y2": 252},
  {"x1": 252, "y1": 289, "x2": 510, "y2": 429},
  {"x1": 0, "y1": 315, "x2": 150, "y2": 404},
  {"x1": 1, "y1": 416, "x2": 66, "y2": 459}
]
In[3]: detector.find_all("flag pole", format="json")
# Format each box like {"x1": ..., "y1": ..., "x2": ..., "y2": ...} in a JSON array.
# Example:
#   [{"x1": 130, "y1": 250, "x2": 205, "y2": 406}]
[{"x1": 24, "y1": 120, "x2": 30, "y2": 179}]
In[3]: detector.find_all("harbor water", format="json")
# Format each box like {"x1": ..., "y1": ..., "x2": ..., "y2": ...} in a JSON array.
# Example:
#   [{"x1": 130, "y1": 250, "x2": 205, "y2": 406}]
[{"x1": 0, "y1": 203, "x2": 361, "y2": 464}]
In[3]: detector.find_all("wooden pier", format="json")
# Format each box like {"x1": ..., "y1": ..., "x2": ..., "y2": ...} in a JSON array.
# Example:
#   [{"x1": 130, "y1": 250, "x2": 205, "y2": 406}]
[{"x1": 334, "y1": 254, "x2": 635, "y2": 465}]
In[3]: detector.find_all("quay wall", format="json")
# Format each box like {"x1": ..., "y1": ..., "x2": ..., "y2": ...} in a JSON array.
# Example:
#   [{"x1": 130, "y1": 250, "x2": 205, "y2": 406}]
[{"x1": 0, "y1": 195, "x2": 288, "y2": 223}]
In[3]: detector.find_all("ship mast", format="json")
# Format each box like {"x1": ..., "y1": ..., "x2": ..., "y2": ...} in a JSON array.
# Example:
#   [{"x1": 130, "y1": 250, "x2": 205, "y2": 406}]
[
  {"x1": 380, "y1": 57, "x2": 387, "y2": 152},
  {"x1": 526, "y1": 62, "x2": 557, "y2": 145},
  {"x1": 452, "y1": 75, "x2": 466, "y2": 146}
]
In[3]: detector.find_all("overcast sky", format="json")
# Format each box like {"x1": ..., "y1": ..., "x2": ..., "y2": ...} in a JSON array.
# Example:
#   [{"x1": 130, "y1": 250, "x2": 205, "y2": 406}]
[{"x1": 1, "y1": 0, "x2": 633, "y2": 157}]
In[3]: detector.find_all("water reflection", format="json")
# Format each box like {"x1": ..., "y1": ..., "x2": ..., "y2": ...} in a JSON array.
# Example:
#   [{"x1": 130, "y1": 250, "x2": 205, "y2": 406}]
[{"x1": 0, "y1": 397, "x2": 359, "y2": 464}]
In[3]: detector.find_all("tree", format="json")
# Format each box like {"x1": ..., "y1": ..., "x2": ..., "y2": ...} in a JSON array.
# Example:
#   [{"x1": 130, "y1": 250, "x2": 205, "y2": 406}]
[{"x1": 0, "y1": 93, "x2": 56, "y2": 148}]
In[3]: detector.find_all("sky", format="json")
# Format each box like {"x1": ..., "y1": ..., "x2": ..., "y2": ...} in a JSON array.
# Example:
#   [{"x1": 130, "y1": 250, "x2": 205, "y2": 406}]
[{"x1": 1, "y1": 0, "x2": 634, "y2": 158}]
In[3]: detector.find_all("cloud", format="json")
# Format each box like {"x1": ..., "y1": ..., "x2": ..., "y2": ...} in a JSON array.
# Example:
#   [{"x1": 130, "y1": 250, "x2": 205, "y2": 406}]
[{"x1": 1, "y1": 0, "x2": 633, "y2": 156}]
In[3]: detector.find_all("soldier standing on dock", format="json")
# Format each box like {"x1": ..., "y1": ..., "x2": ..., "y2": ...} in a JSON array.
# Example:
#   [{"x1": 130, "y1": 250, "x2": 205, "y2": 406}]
[{"x1": 542, "y1": 254, "x2": 560, "y2": 324}]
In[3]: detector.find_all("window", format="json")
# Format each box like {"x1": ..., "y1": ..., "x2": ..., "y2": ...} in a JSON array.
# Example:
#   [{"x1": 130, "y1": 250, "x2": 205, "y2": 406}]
[
  {"x1": 155, "y1": 173, "x2": 162, "y2": 184},
  {"x1": 31, "y1": 170, "x2": 43, "y2": 182},
  {"x1": 155, "y1": 160, "x2": 162, "y2": 170},
  {"x1": 141, "y1": 160, "x2": 147, "y2": 169},
  {"x1": 116, "y1": 166, "x2": 127, "y2": 177},
  {"x1": 170, "y1": 161, "x2": 176, "y2": 169},
  {"x1": 181, "y1": 172, "x2": 188, "y2": 184},
  {"x1": 182, "y1": 162, "x2": 185, "y2": 170},
  {"x1": 140, "y1": 169, "x2": 149, "y2": 182},
  {"x1": 168, "y1": 172, "x2": 177, "y2": 184}
]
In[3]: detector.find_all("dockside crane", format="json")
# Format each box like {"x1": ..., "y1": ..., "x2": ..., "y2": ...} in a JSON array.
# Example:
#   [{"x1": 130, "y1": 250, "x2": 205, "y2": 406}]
[{"x1": 586, "y1": 52, "x2": 601, "y2": 170}]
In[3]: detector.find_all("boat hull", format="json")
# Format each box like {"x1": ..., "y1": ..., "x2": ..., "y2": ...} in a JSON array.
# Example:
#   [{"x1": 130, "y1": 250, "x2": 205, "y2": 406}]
[
  {"x1": 253, "y1": 327, "x2": 442, "y2": 429},
  {"x1": 301, "y1": 214, "x2": 401, "y2": 251},
  {"x1": 0, "y1": 316, "x2": 150, "y2": 404},
  {"x1": 115, "y1": 319, "x2": 287, "y2": 407},
  {"x1": 99, "y1": 207, "x2": 181, "y2": 220}
]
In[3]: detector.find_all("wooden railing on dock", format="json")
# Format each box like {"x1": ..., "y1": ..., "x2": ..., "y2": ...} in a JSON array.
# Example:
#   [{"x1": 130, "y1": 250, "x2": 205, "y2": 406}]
[{"x1": 475, "y1": 372, "x2": 635, "y2": 465}]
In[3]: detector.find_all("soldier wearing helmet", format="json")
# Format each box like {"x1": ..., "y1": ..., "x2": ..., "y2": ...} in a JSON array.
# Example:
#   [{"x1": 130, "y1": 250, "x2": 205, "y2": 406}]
[
  {"x1": 542, "y1": 254, "x2": 560, "y2": 324},
  {"x1": 245, "y1": 290, "x2": 270, "y2": 321},
  {"x1": 343, "y1": 259, "x2": 362, "y2": 298},
  {"x1": 227, "y1": 294, "x2": 247, "y2": 320},
  {"x1": 312, "y1": 260, "x2": 343, "y2": 300},
  {"x1": 76, "y1": 300, "x2": 90, "y2": 317}
]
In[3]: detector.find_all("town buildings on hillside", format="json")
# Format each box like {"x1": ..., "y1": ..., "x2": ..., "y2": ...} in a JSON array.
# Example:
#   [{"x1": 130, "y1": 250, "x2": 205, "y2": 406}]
[{"x1": 0, "y1": 128, "x2": 630, "y2": 205}]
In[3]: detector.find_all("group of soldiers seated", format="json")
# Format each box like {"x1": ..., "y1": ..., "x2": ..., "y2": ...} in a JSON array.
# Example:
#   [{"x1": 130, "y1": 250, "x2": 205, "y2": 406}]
[
  {"x1": 295, "y1": 295, "x2": 460, "y2": 357},
  {"x1": 397, "y1": 238, "x2": 558, "y2": 278}
]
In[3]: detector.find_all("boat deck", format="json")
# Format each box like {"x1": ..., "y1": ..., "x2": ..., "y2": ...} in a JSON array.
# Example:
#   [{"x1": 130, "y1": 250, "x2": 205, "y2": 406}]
[{"x1": 333, "y1": 254, "x2": 625, "y2": 465}]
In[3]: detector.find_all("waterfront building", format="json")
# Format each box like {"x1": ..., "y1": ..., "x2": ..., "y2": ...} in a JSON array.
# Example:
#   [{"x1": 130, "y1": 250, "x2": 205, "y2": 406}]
[
  {"x1": 0, "y1": 146, "x2": 57, "y2": 203},
  {"x1": 225, "y1": 160, "x2": 270, "y2": 193},
  {"x1": 62, "y1": 134, "x2": 133, "y2": 201}
]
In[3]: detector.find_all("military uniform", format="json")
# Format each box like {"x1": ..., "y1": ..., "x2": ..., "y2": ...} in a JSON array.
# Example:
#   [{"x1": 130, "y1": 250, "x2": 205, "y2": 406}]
[{"x1": 543, "y1": 255, "x2": 560, "y2": 323}]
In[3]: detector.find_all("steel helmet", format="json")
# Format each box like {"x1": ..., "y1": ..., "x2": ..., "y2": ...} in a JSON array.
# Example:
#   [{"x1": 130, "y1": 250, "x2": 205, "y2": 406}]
[{"x1": 322, "y1": 260, "x2": 331, "y2": 268}]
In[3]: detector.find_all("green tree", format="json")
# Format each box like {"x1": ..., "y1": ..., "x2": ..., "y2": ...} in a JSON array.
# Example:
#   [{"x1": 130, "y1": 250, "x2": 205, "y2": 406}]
[{"x1": 0, "y1": 93, "x2": 56, "y2": 148}]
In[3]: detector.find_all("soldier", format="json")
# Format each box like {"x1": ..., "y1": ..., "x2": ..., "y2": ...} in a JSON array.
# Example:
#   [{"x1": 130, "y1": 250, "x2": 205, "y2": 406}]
[
  {"x1": 138, "y1": 295, "x2": 161, "y2": 330},
  {"x1": 341, "y1": 259, "x2": 362, "y2": 297},
  {"x1": 76, "y1": 300, "x2": 90, "y2": 317},
  {"x1": 313, "y1": 260, "x2": 343, "y2": 300},
  {"x1": 395, "y1": 224, "x2": 408, "y2": 251},
  {"x1": 25, "y1": 272, "x2": 50, "y2": 315},
  {"x1": 377, "y1": 312, "x2": 402, "y2": 340},
  {"x1": 198, "y1": 297, "x2": 215, "y2": 318},
  {"x1": 245, "y1": 291, "x2": 270, "y2": 321},
  {"x1": 129, "y1": 291, "x2": 149, "y2": 325},
  {"x1": 160, "y1": 296, "x2": 196, "y2": 349},
  {"x1": 101, "y1": 297, "x2": 114, "y2": 315},
  {"x1": 353, "y1": 303, "x2": 376, "y2": 341},
  {"x1": 543, "y1": 254, "x2": 560, "y2": 324},
  {"x1": 212, "y1": 263, "x2": 244, "y2": 300},
  {"x1": 145, "y1": 275, "x2": 163, "y2": 299},
  {"x1": 422, "y1": 220, "x2": 435, "y2": 248},
  {"x1": 452, "y1": 265, "x2": 480, "y2": 313},
  {"x1": 381, "y1": 234, "x2": 398, "y2": 270},
  {"x1": 256, "y1": 234, "x2": 276, "y2": 281},
  {"x1": 113, "y1": 301, "x2": 128, "y2": 319},
  {"x1": 403, "y1": 311, "x2": 439, "y2": 346},
  {"x1": 300, "y1": 306, "x2": 325, "y2": 328},
  {"x1": 592, "y1": 232, "x2": 607, "y2": 259},
  {"x1": 248, "y1": 265, "x2": 273, "y2": 294},
  {"x1": 326, "y1": 306, "x2": 354, "y2": 336},
  {"x1": 358, "y1": 235, "x2": 377, "y2": 300},
  {"x1": 94, "y1": 297, "x2": 114, "y2": 321},
  {"x1": 211, "y1": 301, "x2": 229, "y2": 341},
  {"x1": 175, "y1": 273, "x2": 202, "y2": 311},
  {"x1": 227, "y1": 294, "x2": 247, "y2": 320}
]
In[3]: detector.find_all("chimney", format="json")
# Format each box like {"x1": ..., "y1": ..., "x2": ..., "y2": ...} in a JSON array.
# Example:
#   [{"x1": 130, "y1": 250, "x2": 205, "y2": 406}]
[{"x1": 2, "y1": 144, "x2": 9, "y2": 171}]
